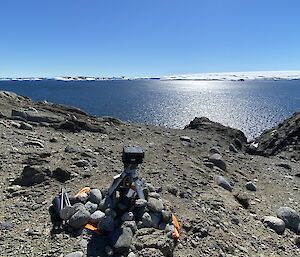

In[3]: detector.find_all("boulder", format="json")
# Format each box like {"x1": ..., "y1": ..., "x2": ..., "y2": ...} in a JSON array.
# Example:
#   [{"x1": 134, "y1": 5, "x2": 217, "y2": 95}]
[
  {"x1": 11, "y1": 109, "x2": 63, "y2": 124},
  {"x1": 262, "y1": 216, "x2": 285, "y2": 234},
  {"x1": 122, "y1": 221, "x2": 137, "y2": 234},
  {"x1": 13, "y1": 165, "x2": 49, "y2": 186},
  {"x1": 65, "y1": 145, "x2": 81, "y2": 153},
  {"x1": 52, "y1": 167, "x2": 71, "y2": 182},
  {"x1": 209, "y1": 153, "x2": 226, "y2": 171},
  {"x1": 245, "y1": 181, "x2": 257, "y2": 191},
  {"x1": 89, "y1": 188, "x2": 102, "y2": 204},
  {"x1": 98, "y1": 216, "x2": 115, "y2": 232},
  {"x1": 234, "y1": 192, "x2": 250, "y2": 209},
  {"x1": 276, "y1": 207, "x2": 300, "y2": 231},
  {"x1": 132, "y1": 228, "x2": 175, "y2": 257},
  {"x1": 121, "y1": 212, "x2": 134, "y2": 222},
  {"x1": 147, "y1": 198, "x2": 164, "y2": 213},
  {"x1": 74, "y1": 159, "x2": 89, "y2": 167},
  {"x1": 215, "y1": 175, "x2": 232, "y2": 192},
  {"x1": 85, "y1": 201, "x2": 98, "y2": 214},
  {"x1": 20, "y1": 122, "x2": 33, "y2": 130},
  {"x1": 108, "y1": 227, "x2": 133, "y2": 253},
  {"x1": 141, "y1": 212, "x2": 152, "y2": 227},
  {"x1": 90, "y1": 210, "x2": 105, "y2": 224},
  {"x1": 69, "y1": 208, "x2": 90, "y2": 229}
]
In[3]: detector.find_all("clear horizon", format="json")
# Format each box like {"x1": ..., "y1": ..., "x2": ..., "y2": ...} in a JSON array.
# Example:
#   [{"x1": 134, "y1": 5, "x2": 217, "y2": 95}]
[
  {"x1": 2, "y1": 70, "x2": 300, "y2": 79},
  {"x1": 1, "y1": 0, "x2": 300, "y2": 77}
]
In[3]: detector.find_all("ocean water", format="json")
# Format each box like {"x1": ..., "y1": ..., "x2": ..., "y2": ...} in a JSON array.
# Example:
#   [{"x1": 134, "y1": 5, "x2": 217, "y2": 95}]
[{"x1": 0, "y1": 79, "x2": 299, "y2": 140}]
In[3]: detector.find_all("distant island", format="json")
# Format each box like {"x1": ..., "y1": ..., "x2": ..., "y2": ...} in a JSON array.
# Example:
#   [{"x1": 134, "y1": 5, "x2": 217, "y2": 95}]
[{"x1": 1, "y1": 71, "x2": 300, "y2": 82}]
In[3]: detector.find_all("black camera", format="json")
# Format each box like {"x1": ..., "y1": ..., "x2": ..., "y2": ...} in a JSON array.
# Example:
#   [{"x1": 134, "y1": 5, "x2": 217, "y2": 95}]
[{"x1": 122, "y1": 146, "x2": 144, "y2": 165}]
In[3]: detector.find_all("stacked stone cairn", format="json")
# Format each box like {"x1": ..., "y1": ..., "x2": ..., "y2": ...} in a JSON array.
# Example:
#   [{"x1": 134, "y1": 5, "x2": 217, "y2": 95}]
[{"x1": 57, "y1": 183, "x2": 177, "y2": 255}]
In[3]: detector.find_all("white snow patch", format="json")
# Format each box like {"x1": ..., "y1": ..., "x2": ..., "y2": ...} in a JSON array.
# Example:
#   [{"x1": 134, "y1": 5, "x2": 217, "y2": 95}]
[{"x1": 161, "y1": 71, "x2": 300, "y2": 81}]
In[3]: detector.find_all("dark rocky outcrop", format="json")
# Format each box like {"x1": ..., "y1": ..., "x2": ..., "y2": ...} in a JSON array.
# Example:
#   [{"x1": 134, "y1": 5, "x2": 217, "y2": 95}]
[
  {"x1": 248, "y1": 110, "x2": 300, "y2": 159},
  {"x1": 185, "y1": 117, "x2": 247, "y2": 147}
]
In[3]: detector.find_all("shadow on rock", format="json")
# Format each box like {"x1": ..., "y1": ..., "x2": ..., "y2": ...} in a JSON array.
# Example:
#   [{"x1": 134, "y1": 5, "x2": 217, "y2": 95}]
[{"x1": 87, "y1": 234, "x2": 109, "y2": 257}]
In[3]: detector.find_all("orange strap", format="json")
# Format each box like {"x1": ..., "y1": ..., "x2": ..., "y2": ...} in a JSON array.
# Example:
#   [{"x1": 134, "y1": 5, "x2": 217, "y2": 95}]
[
  {"x1": 75, "y1": 187, "x2": 90, "y2": 197},
  {"x1": 84, "y1": 223, "x2": 102, "y2": 235},
  {"x1": 172, "y1": 213, "x2": 180, "y2": 240},
  {"x1": 173, "y1": 228, "x2": 180, "y2": 240}
]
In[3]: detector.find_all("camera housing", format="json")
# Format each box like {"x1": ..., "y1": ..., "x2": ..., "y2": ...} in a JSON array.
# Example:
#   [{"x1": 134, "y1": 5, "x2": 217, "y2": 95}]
[{"x1": 122, "y1": 146, "x2": 144, "y2": 165}]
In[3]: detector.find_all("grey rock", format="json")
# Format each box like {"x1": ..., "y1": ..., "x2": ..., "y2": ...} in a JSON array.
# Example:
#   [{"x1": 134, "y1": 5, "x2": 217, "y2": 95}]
[
  {"x1": 180, "y1": 136, "x2": 191, "y2": 143},
  {"x1": 60, "y1": 206, "x2": 76, "y2": 220},
  {"x1": 276, "y1": 207, "x2": 300, "y2": 231},
  {"x1": 64, "y1": 251, "x2": 84, "y2": 257},
  {"x1": 127, "y1": 253, "x2": 137, "y2": 257},
  {"x1": 203, "y1": 161, "x2": 214, "y2": 169},
  {"x1": 52, "y1": 167, "x2": 71, "y2": 182},
  {"x1": 13, "y1": 165, "x2": 49, "y2": 186},
  {"x1": 11, "y1": 109, "x2": 63, "y2": 123},
  {"x1": 139, "y1": 248, "x2": 164, "y2": 257},
  {"x1": 234, "y1": 192, "x2": 250, "y2": 209},
  {"x1": 65, "y1": 145, "x2": 81, "y2": 153},
  {"x1": 245, "y1": 181, "x2": 257, "y2": 191},
  {"x1": 149, "y1": 192, "x2": 160, "y2": 199},
  {"x1": 215, "y1": 175, "x2": 232, "y2": 192},
  {"x1": 142, "y1": 212, "x2": 152, "y2": 227},
  {"x1": 180, "y1": 136, "x2": 191, "y2": 146},
  {"x1": 108, "y1": 227, "x2": 133, "y2": 253},
  {"x1": 49, "y1": 137, "x2": 58, "y2": 142},
  {"x1": 161, "y1": 210, "x2": 172, "y2": 223},
  {"x1": 229, "y1": 143, "x2": 238, "y2": 153},
  {"x1": 20, "y1": 122, "x2": 33, "y2": 130},
  {"x1": 69, "y1": 209, "x2": 90, "y2": 229},
  {"x1": 24, "y1": 141, "x2": 44, "y2": 148},
  {"x1": 121, "y1": 212, "x2": 134, "y2": 221},
  {"x1": 167, "y1": 186, "x2": 178, "y2": 196},
  {"x1": 145, "y1": 183, "x2": 156, "y2": 192},
  {"x1": 209, "y1": 147, "x2": 221, "y2": 154},
  {"x1": 74, "y1": 159, "x2": 89, "y2": 167},
  {"x1": 132, "y1": 228, "x2": 175, "y2": 256},
  {"x1": 262, "y1": 216, "x2": 285, "y2": 234},
  {"x1": 85, "y1": 201, "x2": 98, "y2": 214},
  {"x1": 277, "y1": 163, "x2": 292, "y2": 170},
  {"x1": 135, "y1": 199, "x2": 147, "y2": 208},
  {"x1": 89, "y1": 188, "x2": 102, "y2": 204},
  {"x1": 150, "y1": 212, "x2": 162, "y2": 228},
  {"x1": 209, "y1": 153, "x2": 226, "y2": 171},
  {"x1": 10, "y1": 121, "x2": 21, "y2": 128},
  {"x1": 89, "y1": 210, "x2": 105, "y2": 224},
  {"x1": 98, "y1": 198, "x2": 107, "y2": 212},
  {"x1": 72, "y1": 202, "x2": 87, "y2": 212},
  {"x1": 122, "y1": 221, "x2": 137, "y2": 234},
  {"x1": 0, "y1": 222, "x2": 13, "y2": 230},
  {"x1": 147, "y1": 198, "x2": 164, "y2": 213},
  {"x1": 98, "y1": 216, "x2": 115, "y2": 232}
]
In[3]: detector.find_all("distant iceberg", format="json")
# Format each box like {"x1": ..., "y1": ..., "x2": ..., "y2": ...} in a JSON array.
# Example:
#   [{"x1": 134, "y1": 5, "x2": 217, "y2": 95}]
[{"x1": 161, "y1": 71, "x2": 300, "y2": 81}]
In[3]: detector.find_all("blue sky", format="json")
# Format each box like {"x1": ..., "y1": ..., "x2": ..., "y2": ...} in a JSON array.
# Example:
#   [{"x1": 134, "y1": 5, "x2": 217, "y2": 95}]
[{"x1": 1, "y1": 0, "x2": 300, "y2": 77}]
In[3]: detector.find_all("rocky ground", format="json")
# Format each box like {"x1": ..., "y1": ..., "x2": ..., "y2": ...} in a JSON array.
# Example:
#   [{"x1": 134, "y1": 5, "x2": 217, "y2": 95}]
[{"x1": 0, "y1": 91, "x2": 300, "y2": 257}]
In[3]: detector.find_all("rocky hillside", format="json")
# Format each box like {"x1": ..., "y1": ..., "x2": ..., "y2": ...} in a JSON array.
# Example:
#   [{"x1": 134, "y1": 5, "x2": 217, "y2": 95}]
[
  {"x1": 247, "y1": 110, "x2": 300, "y2": 160},
  {"x1": 0, "y1": 91, "x2": 300, "y2": 257}
]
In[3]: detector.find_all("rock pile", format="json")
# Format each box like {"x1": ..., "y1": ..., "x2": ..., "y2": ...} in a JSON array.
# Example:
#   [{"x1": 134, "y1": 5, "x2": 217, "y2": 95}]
[{"x1": 53, "y1": 184, "x2": 177, "y2": 256}]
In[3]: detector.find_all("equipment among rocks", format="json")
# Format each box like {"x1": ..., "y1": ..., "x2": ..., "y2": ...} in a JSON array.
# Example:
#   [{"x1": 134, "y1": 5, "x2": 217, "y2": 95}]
[
  {"x1": 50, "y1": 146, "x2": 180, "y2": 256},
  {"x1": 52, "y1": 188, "x2": 73, "y2": 220},
  {"x1": 106, "y1": 146, "x2": 146, "y2": 209}
]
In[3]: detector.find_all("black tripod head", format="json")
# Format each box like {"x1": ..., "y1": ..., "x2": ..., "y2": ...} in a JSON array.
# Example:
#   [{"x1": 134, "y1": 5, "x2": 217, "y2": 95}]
[{"x1": 122, "y1": 146, "x2": 144, "y2": 168}]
